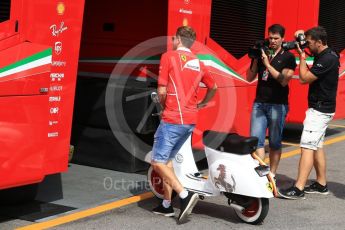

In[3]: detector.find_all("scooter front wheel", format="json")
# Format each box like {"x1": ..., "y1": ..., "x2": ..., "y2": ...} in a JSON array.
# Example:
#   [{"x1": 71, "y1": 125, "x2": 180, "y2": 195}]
[{"x1": 234, "y1": 198, "x2": 269, "y2": 225}]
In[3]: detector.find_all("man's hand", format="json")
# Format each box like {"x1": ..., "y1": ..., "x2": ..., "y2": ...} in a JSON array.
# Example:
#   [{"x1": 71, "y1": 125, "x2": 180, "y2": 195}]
[
  {"x1": 261, "y1": 49, "x2": 270, "y2": 68},
  {"x1": 295, "y1": 43, "x2": 306, "y2": 57},
  {"x1": 157, "y1": 86, "x2": 167, "y2": 110},
  {"x1": 197, "y1": 84, "x2": 217, "y2": 109},
  {"x1": 294, "y1": 29, "x2": 305, "y2": 38},
  {"x1": 294, "y1": 30, "x2": 306, "y2": 56}
]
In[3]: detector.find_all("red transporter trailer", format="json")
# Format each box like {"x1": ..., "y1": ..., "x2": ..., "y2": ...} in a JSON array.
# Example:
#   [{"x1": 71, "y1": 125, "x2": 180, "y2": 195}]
[
  {"x1": 0, "y1": 0, "x2": 85, "y2": 199},
  {"x1": 73, "y1": 0, "x2": 345, "y2": 170},
  {"x1": 0, "y1": 0, "x2": 344, "y2": 198}
]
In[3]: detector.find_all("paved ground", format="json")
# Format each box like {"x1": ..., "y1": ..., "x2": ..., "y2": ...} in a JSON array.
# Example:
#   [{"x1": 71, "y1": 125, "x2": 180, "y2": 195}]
[{"x1": 1, "y1": 120, "x2": 345, "y2": 230}]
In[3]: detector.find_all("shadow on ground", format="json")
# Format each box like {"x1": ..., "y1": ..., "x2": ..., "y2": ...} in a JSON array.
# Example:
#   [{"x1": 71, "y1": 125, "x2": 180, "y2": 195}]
[{"x1": 136, "y1": 192, "x2": 247, "y2": 225}]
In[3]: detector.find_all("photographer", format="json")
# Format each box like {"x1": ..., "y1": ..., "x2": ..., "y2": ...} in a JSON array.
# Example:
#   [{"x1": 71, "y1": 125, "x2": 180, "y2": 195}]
[
  {"x1": 279, "y1": 26, "x2": 340, "y2": 200},
  {"x1": 246, "y1": 24, "x2": 296, "y2": 181}
]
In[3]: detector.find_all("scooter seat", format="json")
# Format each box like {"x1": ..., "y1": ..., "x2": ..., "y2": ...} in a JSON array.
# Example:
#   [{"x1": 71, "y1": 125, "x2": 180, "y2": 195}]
[{"x1": 203, "y1": 130, "x2": 258, "y2": 155}]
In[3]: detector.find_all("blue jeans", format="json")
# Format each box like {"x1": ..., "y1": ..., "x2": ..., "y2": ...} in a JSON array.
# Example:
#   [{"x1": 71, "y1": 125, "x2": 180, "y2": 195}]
[
  {"x1": 152, "y1": 121, "x2": 195, "y2": 163},
  {"x1": 250, "y1": 103, "x2": 288, "y2": 150}
]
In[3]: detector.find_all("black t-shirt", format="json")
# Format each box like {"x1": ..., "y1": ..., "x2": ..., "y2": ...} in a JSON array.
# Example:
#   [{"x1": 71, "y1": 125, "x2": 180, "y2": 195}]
[
  {"x1": 308, "y1": 48, "x2": 340, "y2": 113},
  {"x1": 255, "y1": 50, "x2": 297, "y2": 105}
]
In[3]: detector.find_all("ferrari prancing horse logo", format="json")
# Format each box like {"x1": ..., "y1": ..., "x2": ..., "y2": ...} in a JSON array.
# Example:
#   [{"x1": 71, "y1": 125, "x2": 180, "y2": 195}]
[{"x1": 214, "y1": 164, "x2": 236, "y2": 192}]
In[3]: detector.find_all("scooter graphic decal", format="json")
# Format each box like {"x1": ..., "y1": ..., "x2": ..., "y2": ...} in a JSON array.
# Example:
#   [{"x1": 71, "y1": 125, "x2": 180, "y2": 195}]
[
  {"x1": 175, "y1": 153, "x2": 184, "y2": 163},
  {"x1": 214, "y1": 164, "x2": 236, "y2": 192}
]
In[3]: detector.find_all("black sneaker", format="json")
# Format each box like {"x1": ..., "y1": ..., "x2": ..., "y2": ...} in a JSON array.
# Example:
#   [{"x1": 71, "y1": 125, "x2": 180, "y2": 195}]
[
  {"x1": 152, "y1": 204, "x2": 175, "y2": 217},
  {"x1": 304, "y1": 181, "x2": 329, "y2": 195},
  {"x1": 178, "y1": 192, "x2": 199, "y2": 223},
  {"x1": 278, "y1": 186, "x2": 306, "y2": 200}
]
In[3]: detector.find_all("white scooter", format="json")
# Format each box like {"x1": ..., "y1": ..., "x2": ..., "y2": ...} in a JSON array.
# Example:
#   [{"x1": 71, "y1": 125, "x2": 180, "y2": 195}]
[{"x1": 145, "y1": 93, "x2": 277, "y2": 225}]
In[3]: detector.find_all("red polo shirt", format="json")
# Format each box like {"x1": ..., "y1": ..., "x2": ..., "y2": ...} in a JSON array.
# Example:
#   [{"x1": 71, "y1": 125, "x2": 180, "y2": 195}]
[{"x1": 158, "y1": 47, "x2": 215, "y2": 125}]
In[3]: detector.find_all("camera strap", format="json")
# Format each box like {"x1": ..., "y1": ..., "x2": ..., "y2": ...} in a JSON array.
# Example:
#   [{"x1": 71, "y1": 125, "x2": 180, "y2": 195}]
[
  {"x1": 262, "y1": 49, "x2": 282, "y2": 81},
  {"x1": 269, "y1": 48, "x2": 283, "y2": 62}
]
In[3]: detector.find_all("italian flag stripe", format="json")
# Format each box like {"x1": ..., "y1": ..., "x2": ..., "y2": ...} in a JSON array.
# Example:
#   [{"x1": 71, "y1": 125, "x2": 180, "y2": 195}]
[
  {"x1": 0, "y1": 48, "x2": 52, "y2": 78},
  {"x1": 79, "y1": 54, "x2": 345, "y2": 81}
]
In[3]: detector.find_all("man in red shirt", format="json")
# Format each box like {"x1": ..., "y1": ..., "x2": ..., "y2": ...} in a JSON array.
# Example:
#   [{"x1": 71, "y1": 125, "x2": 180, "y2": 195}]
[{"x1": 151, "y1": 26, "x2": 217, "y2": 223}]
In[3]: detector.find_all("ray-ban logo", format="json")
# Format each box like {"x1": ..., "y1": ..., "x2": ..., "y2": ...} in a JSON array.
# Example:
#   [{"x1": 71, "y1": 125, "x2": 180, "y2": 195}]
[{"x1": 50, "y1": 22, "x2": 68, "y2": 37}]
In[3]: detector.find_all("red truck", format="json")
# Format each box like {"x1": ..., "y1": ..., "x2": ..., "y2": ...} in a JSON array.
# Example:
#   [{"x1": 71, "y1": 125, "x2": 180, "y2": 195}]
[{"x1": 0, "y1": 0, "x2": 344, "y2": 200}]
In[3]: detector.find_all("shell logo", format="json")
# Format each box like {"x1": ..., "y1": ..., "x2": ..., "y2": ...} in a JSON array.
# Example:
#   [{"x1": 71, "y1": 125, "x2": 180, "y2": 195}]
[{"x1": 57, "y1": 2, "x2": 66, "y2": 16}]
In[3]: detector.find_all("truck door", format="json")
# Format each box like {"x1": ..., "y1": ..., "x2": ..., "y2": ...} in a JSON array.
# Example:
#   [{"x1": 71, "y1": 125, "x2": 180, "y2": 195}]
[
  {"x1": 0, "y1": 0, "x2": 52, "y2": 190},
  {"x1": 0, "y1": 0, "x2": 21, "y2": 43}
]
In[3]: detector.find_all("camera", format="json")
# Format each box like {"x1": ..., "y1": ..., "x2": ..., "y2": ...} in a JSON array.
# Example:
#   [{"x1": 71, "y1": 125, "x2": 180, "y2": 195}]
[
  {"x1": 281, "y1": 33, "x2": 308, "y2": 51},
  {"x1": 248, "y1": 40, "x2": 270, "y2": 59}
]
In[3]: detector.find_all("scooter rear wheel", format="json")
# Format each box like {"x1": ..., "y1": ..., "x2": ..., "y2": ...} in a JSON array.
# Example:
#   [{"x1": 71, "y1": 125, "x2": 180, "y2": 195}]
[
  {"x1": 234, "y1": 197, "x2": 269, "y2": 225},
  {"x1": 147, "y1": 166, "x2": 164, "y2": 199},
  {"x1": 147, "y1": 166, "x2": 177, "y2": 200}
]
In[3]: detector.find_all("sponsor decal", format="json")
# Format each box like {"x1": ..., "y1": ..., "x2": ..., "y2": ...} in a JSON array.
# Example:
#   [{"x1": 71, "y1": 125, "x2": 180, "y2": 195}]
[
  {"x1": 48, "y1": 132, "x2": 59, "y2": 138},
  {"x1": 54, "y1": 41, "x2": 62, "y2": 55},
  {"x1": 57, "y1": 2, "x2": 65, "y2": 16},
  {"x1": 179, "y1": 55, "x2": 200, "y2": 71},
  {"x1": 50, "y1": 85, "x2": 63, "y2": 91},
  {"x1": 266, "y1": 182, "x2": 273, "y2": 192},
  {"x1": 49, "y1": 121, "x2": 59, "y2": 126},
  {"x1": 179, "y1": 8, "x2": 192, "y2": 15},
  {"x1": 183, "y1": 59, "x2": 200, "y2": 71},
  {"x1": 52, "y1": 61, "x2": 67, "y2": 67},
  {"x1": 50, "y1": 107, "x2": 59, "y2": 114},
  {"x1": 51, "y1": 73, "x2": 64, "y2": 81},
  {"x1": 50, "y1": 21, "x2": 68, "y2": 37},
  {"x1": 49, "y1": 96, "x2": 61, "y2": 102}
]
